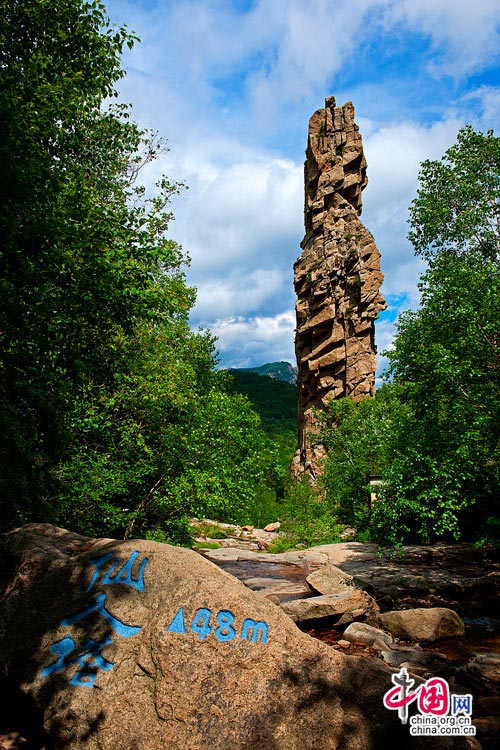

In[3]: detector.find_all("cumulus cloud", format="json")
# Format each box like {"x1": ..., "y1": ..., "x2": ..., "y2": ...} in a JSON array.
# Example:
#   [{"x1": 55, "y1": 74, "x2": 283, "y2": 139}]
[
  {"x1": 362, "y1": 115, "x2": 462, "y2": 310},
  {"x1": 385, "y1": 0, "x2": 500, "y2": 78},
  {"x1": 104, "y1": 0, "x2": 499, "y2": 369},
  {"x1": 178, "y1": 157, "x2": 302, "y2": 275},
  {"x1": 209, "y1": 311, "x2": 296, "y2": 368},
  {"x1": 193, "y1": 269, "x2": 287, "y2": 320}
]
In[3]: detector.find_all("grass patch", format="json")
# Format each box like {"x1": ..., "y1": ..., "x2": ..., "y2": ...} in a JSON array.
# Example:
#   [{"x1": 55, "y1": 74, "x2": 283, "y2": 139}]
[
  {"x1": 191, "y1": 521, "x2": 232, "y2": 539},
  {"x1": 192, "y1": 540, "x2": 222, "y2": 549}
]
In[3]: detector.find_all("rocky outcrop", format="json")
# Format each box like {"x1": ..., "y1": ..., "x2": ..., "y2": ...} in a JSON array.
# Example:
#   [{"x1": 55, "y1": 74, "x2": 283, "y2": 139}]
[
  {"x1": 293, "y1": 96, "x2": 386, "y2": 476},
  {"x1": 1, "y1": 523, "x2": 461, "y2": 750}
]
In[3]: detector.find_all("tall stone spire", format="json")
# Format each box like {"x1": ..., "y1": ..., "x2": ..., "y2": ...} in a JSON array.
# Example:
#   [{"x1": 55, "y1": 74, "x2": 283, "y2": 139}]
[{"x1": 293, "y1": 97, "x2": 386, "y2": 478}]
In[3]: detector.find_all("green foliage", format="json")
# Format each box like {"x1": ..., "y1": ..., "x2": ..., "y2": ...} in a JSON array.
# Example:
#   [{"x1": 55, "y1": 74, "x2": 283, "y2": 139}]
[
  {"x1": 190, "y1": 522, "x2": 231, "y2": 539},
  {"x1": 52, "y1": 339, "x2": 276, "y2": 539},
  {"x1": 0, "y1": 0, "x2": 278, "y2": 544},
  {"x1": 320, "y1": 386, "x2": 408, "y2": 530},
  {"x1": 381, "y1": 250, "x2": 500, "y2": 543},
  {"x1": 192, "y1": 541, "x2": 222, "y2": 550},
  {"x1": 320, "y1": 126, "x2": 499, "y2": 544},
  {"x1": 370, "y1": 125, "x2": 500, "y2": 545},
  {"x1": 409, "y1": 126, "x2": 500, "y2": 261},
  {"x1": 144, "y1": 520, "x2": 192, "y2": 547},
  {"x1": 232, "y1": 361, "x2": 297, "y2": 384},
  {"x1": 271, "y1": 477, "x2": 340, "y2": 550},
  {"x1": 0, "y1": 0, "x2": 178, "y2": 524},
  {"x1": 226, "y1": 370, "x2": 296, "y2": 435},
  {"x1": 226, "y1": 368, "x2": 298, "y2": 522}
]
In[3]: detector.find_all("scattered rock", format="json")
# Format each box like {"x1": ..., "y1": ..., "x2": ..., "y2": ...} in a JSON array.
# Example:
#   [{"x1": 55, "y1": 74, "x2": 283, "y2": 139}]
[
  {"x1": 337, "y1": 640, "x2": 351, "y2": 649},
  {"x1": 457, "y1": 652, "x2": 500, "y2": 689},
  {"x1": 342, "y1": 623, "x2": 392, "y2": 649},
  {"x1": 381, "y1": 648, "x2": 450, "y2": 675},
  {"x1": 375, "y1": 594, "x2": 394, "y2": 612},
  {"x1": 378, "y1": 607, "x2": 465, "y2": 642},
  {"x1": 477, "y1": 695, "x2": 500, "y2": 714},
  {"x1": 306, "y1": 564, "x2": 355, "y2": 594},
  {"x1": 351, "y1": 608, "x2": 366, "y2": 618},
  {"x1": 263, "y1": 522, "x2": 281, "y2": 533},
  {"x1": 241, "y1": 525, "x2": 254, "y2": 532},
  {"x1": 1, "y1": 524, "x2": 465, "y2": 750},
  {"x1": 339, "y1": 527, "x2": 357, "y2": 541},
  {"x1": 472, "y1": 716, "x2": 500, "y2": 732},
  {"x1": 242, "y1": 576, "x2": 311, "y2": 601},
  {"x1": 281, "y1": 590, "x2": 378, "y2": 625}
]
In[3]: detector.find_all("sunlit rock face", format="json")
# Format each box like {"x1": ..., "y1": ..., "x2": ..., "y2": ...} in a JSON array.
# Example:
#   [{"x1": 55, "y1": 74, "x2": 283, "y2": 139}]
[{"x1": 293, "y1": 97, "x2": 386, "y2": 478}]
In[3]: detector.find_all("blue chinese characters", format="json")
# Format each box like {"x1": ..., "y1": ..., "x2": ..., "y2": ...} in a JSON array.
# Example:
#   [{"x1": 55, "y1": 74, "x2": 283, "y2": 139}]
[{"x1": 41, "y1": 550, "x2": 148, "y2": 688}]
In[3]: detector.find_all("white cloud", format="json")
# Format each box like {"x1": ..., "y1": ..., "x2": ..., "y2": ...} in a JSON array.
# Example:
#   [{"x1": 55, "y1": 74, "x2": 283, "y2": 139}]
[
  {"x1": 210, "y1": 311, "x2": 296, "y2": 368},
  {"x1": 247, "y1": 0, "x2": 378, "y2": 118},
  {"x1": 193, "y1": 269, "x2": 285, "y2": 319},
  {"x1": 362, "y1": 115, "x2": 467, "y2": 313},
  {"x1": 178, "y1": 157, "x2": 302, "y2": 275},
  {"x1": 385, "y1": 0, "x2": 500, "y2": 78},
  {"x1": 375, "y1": 318, "x2": 398, "y2": 380}
]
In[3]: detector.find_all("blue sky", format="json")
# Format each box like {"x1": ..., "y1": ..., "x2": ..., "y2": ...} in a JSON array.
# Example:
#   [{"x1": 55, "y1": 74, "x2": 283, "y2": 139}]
[{"x1": 106, "y1": 0, "x2": 500, "y2": 375}]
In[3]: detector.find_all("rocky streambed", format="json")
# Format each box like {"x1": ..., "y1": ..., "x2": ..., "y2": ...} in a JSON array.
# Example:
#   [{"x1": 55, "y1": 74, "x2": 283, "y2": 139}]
[{"x1": 201, "y1": 538, "x2": 500, "y2": 750}]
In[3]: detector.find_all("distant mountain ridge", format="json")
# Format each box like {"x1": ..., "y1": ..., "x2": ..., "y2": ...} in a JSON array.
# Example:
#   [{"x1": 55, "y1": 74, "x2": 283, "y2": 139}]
[
  {"x1": 232, "y1": 361, "x2": 297, "y2": 384},
  {"x1": 226, "y1": 366, "x2": 296, "y2": 436}
]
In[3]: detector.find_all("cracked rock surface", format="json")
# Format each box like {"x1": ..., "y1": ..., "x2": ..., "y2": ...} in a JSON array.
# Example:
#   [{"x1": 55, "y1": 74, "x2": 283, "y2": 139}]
[{"x1": 293, "y1": 96, "x2": 386, "y2": 477}]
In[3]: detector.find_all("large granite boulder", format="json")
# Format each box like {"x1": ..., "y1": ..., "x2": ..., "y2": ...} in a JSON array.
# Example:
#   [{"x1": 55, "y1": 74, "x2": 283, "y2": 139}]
[
  {"x1": 0, "y1": 525, "x2": 469, "y2": 750},
  {"x1": 378, "y1": 608, "x2": 465, "y2": 643}
]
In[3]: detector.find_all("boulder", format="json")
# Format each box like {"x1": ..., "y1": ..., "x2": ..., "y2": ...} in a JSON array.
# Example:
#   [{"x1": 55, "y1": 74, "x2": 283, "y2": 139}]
[
  {"x1": 280, "y1": 589, "x2": 378, "y2": 625},
  {"x1": 378, "y1": 607, "x2": 465, "y2": 642},
  {"x1": 306, "y1": 564, "x2": 355, "y2": 594},
  {"x1": 1, "y1": 523, "x2": 467, "y2": 750},
  {"x1": 263, "y1": 522, "x2": 281, "y2": 533},
  {"x1": 342, "y1": 623, "x2": 392, "y2": 649}
]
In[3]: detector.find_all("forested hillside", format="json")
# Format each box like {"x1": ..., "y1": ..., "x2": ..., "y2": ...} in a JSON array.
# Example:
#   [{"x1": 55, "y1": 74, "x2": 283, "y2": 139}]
[{"x1": 226, "y1": 369, "x2": 296, "y2": 434}]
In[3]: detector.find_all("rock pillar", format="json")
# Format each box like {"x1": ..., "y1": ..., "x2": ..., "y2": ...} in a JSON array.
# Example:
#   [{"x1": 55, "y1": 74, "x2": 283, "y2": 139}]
[{"x1": 293, "y1": 96, "x2": 386, "y2": 478}]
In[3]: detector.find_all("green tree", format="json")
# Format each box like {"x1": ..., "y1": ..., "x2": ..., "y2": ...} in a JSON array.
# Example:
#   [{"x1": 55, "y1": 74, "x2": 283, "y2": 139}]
[
  {"x1": 320, "y1": 127, "x2": 499, "y2": 545},
  {"x1": 54, "y1": 325, "x2": 276, "y2": 541},
  {"x1": 0, "y1": 0, "x2": 174, "y2": 523},
  {"x1": 408, "y1": 125, "x2": 500, "y2": 261},
  {"x1": 381, "y1": 251, "x2": 500, "y2": 542},
  {"x1": 375, "y1": 126, "x2": 500, "y2": 544},
  {"x1": 319, "y1": 387, "x2": 409, "y2": 532},
  {"x1": 0, "y1": 0, "x2": 277, "y2": 540}
]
